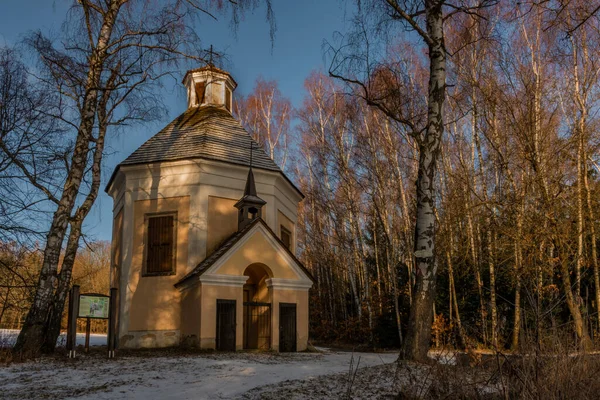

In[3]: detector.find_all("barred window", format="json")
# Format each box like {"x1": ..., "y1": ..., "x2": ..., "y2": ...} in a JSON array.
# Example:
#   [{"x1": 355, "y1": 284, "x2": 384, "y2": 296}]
[{"x1": 145, "y1": 214, "x2": 176, "y2": 276}]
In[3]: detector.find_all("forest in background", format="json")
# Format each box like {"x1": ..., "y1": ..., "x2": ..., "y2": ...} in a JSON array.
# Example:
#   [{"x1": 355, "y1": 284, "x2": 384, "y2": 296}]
[
  {"x1": 237, "y1": 3, "x2": 600, "y2": 351},
  {"x1": 0, "y1": 241, "x2": 109, "y2": 334},
  {"x1": 0, "y1": 0, "x2": 599, "y2": 358}
]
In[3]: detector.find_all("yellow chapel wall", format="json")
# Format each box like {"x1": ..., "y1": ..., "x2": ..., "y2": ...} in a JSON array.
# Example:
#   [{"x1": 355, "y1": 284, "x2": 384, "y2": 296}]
[
  {"x1": 214, "y1": 229, "x2": 299, "y2": 280},
  {"x1": 199, "y1": 284, "x2": 244, "y2": 350},
  {"x1": 108, "y1": 159, "x2": 305, "y2": 349},
  {"x1": 113, "y1": 159, "x2": 302, "y2": 272},
  {"x1": 206, "y1": 196, "x2": 238, "y2": 254},
  {"x1": 204, "y1": 226, "x2": 310, "y2": 352},
  {"x1": 180, "y1": 283, "x2": 202, "y2": 347},
  {"x1": 120, "y1": 195, "x2": 190, "y2": 348},
  {"x1": 271, "y1": 289, "x2": 310, "y2": 351}
]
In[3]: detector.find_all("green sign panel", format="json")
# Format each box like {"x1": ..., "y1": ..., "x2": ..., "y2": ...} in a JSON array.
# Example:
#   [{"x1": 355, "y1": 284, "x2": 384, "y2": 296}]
[{"x1": 78, "y1": 294, "x2": 109, "y2": 319}]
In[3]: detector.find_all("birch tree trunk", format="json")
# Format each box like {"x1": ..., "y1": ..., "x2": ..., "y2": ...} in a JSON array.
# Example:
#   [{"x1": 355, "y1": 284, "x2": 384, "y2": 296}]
[
  {"x1": 401, "y1": 1, "x2": 446, "y2": 362},
  {"x1": 456, "y1": 122, "x2": 486, "y2": 344},
  {"x1": 556, "y1": 242, "x2": 592, "y2": 349},
  {"x1": 511, "y1": 203, "x2": 524, "y2": 350},
  {"x1": 570, "y1": 26, "x2": 599, "y2": 337},
  {"x1": 373, "y1": 214, "x2": 383, "y2": 314},
  {"x1": 13, "y1": 2, "x2": 120, "y2": 356},
  {"x1": 584, "y1": 156, "x2": 599, "y2": 328},
  {"x1": 11, "y1": 0, "x2": 265, "y2": 357},
  {"x1": 41, "y1": 83, "x2": 111, "y2": 352},
  {"x1": 447, "y1": 232, "x2": 465, "y2": 348},
  {"x1": 576, "y1": 103, "x2": 584, "y2": 301},
  {"x1": 488, "y1": 221, "x2": 497, "y2": 349}
]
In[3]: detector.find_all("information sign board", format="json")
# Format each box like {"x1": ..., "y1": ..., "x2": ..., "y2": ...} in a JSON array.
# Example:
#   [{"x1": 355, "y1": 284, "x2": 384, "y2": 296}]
[{"x1": 78, "y1": 294, "x2": 110, "y2": 319}]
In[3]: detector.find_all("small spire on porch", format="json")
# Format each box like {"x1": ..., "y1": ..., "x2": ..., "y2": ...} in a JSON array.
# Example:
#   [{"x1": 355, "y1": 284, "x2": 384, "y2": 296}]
[{"x1": 235, "y1": 144, "x2": 266, "y2": 231}]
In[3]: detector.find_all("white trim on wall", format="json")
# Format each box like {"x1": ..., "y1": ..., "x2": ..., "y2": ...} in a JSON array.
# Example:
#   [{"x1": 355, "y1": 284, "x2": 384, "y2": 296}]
[
  {"x1": 199, "y1": 274, "x2": 248, "y2": 287},
  {"x1": 266, "y1": 278, "x2": 312, "y2": 290}
]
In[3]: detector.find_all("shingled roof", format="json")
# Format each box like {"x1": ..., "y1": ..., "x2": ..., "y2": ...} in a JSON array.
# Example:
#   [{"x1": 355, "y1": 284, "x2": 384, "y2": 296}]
[
  {"x1": 105, "y1": 105, "x2": 302, "y2": 196},
  {"x1": 122, "y1": 106, "x2": 280, "y2": 170}
]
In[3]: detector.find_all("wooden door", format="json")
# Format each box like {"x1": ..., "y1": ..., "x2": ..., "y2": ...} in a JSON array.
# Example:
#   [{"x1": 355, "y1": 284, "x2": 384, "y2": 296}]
[
  {"x1": 279, "y1": 303, "x2": 297, "y2": 352},
  {"x1": 216, "y1": 300, "x2": 236, "y2": 351}
]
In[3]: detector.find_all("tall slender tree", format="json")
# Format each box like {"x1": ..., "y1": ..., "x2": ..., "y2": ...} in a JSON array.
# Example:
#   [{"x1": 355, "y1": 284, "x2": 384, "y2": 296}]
[
  {"x1": 329, "y1": 0, "x2": 497, "y2": 361},
  {"x1": 6, "y1": 0, "x2": 274, "y2": 358}
]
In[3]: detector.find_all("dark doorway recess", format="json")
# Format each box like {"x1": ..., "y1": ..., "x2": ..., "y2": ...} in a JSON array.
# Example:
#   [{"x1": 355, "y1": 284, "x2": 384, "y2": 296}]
[
  {"x1": 243, "y1": 302, "x2": 271, "y2": 350},
  {"x1": 279, "y1": 303, "x2": 297, "y2": 352},
  {"x1": 216, "y1": 299, "x2": 236, "y2": 351}
]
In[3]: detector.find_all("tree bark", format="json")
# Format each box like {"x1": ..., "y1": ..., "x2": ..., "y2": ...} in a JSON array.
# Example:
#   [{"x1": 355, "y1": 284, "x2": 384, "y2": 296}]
[
  {"x1": 13, "y1": 2, "x2": 120, "y2": 357},
  {"x1": 556, "y1": 242, "x2": 592, "y2": 349},
  {"x1": 447, "y1": 233, "x2": 465, "y2": 349},
  {"x1": 576, "y1": 100, "x2": 584, "y2": 301},
  {"x1": 584, "y1": 156, "x2": 600, "y2": 328},
  {"x1": 511, "y1": 204, "x2": 523, "y2": 351},
  {"x1": 488, "y1": 223, "x2": 498, "y2": 349},
  {"x1": 401, "y1": 0, "x2": 445, "y2": 362},
  {"x1": 41, "y1": 83, "x2": 111, "y2": 352}
]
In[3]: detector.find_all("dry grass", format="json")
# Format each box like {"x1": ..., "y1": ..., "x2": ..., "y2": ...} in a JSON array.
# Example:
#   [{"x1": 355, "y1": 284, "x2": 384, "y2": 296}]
[
  {"x1": 499, "y1": 352, "x2": 600, "y2": 399},
  {"x1": 403, "y1": 346, "x2": 600, "y2": 399},
  {"x1": 242, "y1": 345, "x2": 600, "y2": 399}
]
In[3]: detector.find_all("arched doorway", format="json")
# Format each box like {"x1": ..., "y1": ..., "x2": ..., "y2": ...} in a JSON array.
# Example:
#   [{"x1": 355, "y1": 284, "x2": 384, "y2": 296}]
[{"x1": 243, "y1": 263, "x2": 272, "y2": 350}]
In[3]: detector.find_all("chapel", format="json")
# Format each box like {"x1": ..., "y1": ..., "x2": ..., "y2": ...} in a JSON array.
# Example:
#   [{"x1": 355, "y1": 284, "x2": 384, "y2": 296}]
[{"x1": 105, "y1": 65, "x2": 313, "y2": 351}]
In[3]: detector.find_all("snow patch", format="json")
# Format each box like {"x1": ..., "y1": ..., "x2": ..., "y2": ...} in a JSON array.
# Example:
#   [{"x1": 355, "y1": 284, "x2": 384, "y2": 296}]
[{"x1": 0, "y1": 329, "x2": 107, "y2": 348}]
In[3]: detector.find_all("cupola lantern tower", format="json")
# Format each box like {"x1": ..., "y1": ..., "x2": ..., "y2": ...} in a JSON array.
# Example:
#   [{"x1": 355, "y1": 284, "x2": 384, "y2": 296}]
[{"x1": 182, "y1": 65, "x2": 237, "y2": 112}]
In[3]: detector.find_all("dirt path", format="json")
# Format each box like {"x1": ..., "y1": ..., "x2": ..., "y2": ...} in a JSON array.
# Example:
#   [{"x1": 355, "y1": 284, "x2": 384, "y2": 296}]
[{"x1": 0, "y1": 350, "x2": 397, "y2": 399}]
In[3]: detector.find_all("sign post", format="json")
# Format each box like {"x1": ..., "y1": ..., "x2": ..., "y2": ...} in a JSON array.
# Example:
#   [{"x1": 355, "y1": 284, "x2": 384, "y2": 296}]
[
  {"x1": 66, "y1": 285, "x2": 80, "y2": 358},
  {"x1": 107, "y1": 287, "x2": 118, "y2": 359},
  {"x1": 84, "y1": 317, "x2": 91, "y2": 352}
]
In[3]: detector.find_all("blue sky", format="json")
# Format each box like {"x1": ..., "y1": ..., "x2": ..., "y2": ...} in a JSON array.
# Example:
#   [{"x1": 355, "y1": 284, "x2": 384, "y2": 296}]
[{"x1": 0, "y1": 1, "x2": 352, "y2": 242}]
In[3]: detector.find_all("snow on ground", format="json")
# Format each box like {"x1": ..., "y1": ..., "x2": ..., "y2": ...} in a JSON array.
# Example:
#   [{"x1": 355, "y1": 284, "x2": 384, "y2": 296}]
[
  {"x1": 242, "y1": 357, "x2": 502, "y2": 399},
  {"x1": 0, "y1": 350, "x2": 397, "y2": 400},
  {"x1": 0, "y1": 329, "x2": 107, "y2": 348},
  {"x1": 242, "y1": 362, "x2": 400, "y2": 399}
]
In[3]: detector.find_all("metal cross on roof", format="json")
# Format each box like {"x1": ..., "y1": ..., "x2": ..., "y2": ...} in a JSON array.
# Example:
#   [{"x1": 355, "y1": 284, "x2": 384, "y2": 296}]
[{"x1": 207, "y1": 44, "x2": 218, "y2": 67}]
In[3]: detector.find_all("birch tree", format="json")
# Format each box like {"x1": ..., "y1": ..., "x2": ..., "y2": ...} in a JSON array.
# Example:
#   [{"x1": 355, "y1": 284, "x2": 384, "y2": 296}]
[
  {"x1": 235, "y1": 78, "x2": 292, "y2": 170},
  {"x1": 297, "y1": 0, "x2": 600, "y2": 355},
  {"x1": 8, "y1": 0, "x2": 274, "y2": 358},
  {"x1": 329, "y1": 0, "x2": 496, "y2": 361}
]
